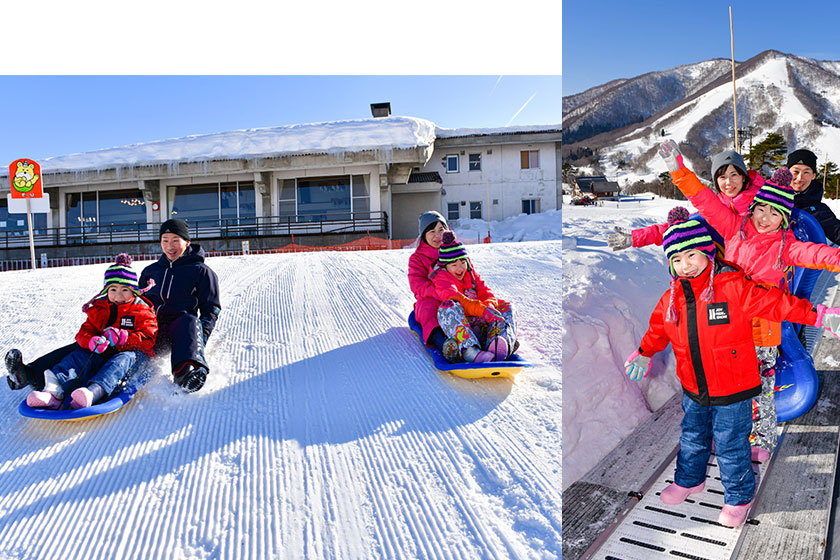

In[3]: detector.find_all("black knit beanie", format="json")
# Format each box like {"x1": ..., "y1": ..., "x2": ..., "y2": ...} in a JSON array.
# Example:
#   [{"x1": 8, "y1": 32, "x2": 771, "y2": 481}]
[{"x1": 159, "y1": 219, "x2": 190, "y2": 241}]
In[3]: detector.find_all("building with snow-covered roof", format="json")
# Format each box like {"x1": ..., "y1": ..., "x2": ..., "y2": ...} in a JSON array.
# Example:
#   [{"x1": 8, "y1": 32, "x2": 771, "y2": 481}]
[{"x1": 0, "y1": 116, "x2": 560, "y2": 261}]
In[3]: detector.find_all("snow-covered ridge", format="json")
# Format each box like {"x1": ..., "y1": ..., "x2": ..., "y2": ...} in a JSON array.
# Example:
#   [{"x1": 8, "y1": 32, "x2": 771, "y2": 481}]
[{"x1": 33, "y1": 116, "x2": 438, "y2": 174}]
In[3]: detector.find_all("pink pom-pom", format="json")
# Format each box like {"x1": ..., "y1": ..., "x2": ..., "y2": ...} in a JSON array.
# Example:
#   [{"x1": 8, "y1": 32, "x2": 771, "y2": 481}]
[
  {"x1": 441, "y1": 231, "x2": 457, "y2": 244},
  {"x1": 115, "y1": 253, "x2": 132, "y2": 266},
  {"x1": 667, "y1": 206, "x2": 690, "y2": 225},
  {"x1": 770, "y1": 168, "x2": 793, "y2": 187}
]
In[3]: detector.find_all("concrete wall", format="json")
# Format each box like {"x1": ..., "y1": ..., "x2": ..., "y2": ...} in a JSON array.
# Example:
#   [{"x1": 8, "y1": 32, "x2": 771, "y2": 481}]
[{"x1": 418, "y1": 137, "x2": 560, "y2": 224}]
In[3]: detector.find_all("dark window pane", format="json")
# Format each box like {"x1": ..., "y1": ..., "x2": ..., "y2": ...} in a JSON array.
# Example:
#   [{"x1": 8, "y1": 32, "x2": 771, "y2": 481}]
[
  {"x1": 99, "y1": 190, "x2": 146, "y2": 231},
  {"x1": 297, "y1": 176, "x2": 350, "y2": 221}
]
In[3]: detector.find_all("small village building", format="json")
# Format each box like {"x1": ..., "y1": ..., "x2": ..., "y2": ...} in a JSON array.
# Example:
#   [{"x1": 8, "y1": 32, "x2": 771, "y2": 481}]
[{"x1": 0, "y1": 114, "x2": 560, "y2": 262}]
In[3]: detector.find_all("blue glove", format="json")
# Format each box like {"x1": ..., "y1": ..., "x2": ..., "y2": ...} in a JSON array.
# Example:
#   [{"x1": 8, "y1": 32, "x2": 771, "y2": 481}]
[
  {"x1": 624, "y1": 350, "x2": 652, "y2": 381},
  {"x1": 658, "y1": 140, "x2": 685, "y2": 173}
]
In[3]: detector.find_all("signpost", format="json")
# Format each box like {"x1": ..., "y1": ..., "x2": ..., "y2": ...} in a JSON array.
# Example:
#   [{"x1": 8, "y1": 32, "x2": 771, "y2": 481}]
[{"x1": 8, "y1": 158, "x2": 45, "y2": 270}]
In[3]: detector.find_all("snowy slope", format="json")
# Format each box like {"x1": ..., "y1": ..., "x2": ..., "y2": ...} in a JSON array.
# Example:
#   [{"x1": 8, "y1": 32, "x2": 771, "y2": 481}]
[{"x1": 0, "y1": 241, "x2": 561, "y2": 558}]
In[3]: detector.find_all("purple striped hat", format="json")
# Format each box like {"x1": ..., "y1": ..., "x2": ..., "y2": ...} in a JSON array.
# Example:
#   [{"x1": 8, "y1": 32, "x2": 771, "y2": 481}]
[
  {"x1": 101, "y1": 253, "x2": 139, "y2": 293},
  {"x1": 749, "y1": 170, "x2": 795, "y2": 229},
  {"x1": 663, "y1": 214, "x2": 717, "y2": 278},
  {"x1": 438, "y1": 231, "x2": 469, "y2": 264}
]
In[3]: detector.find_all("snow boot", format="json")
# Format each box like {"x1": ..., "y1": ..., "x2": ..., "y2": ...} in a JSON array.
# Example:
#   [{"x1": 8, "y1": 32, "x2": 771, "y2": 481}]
[
  {"x1": 70, "y1": 384, "x2": 105, "y2": 409},
  {"x1": 462, "y1": 346, "x2": 494, "y2": 363},
  {"x1": 5, "y1": 349, "x2": 33, "y2": 390},
  {"x1": 26, "y1": 391, "x2": 61, "y2": 409},
  {"x1": 718, "y1": 501, "x2": 752, "y2": 527},
  {"x1": 487, "y1": 337, "x2": 509, "y2": 361},
  {"x1": 174, "y1": 362, "x2": 207, "y2": 393},
  {"x1": 442, "y1": 338, "x2": 462, "y2": 363},
  {"x1": 751, "y1": 446, "x2": 771, "y2": 462},
  {"x1": 660, "y1": 481, "x2": 705, "y2": 505}
]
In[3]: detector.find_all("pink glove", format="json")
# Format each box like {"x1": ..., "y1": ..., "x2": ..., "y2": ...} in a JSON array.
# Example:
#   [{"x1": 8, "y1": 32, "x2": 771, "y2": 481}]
[
  {"x1": 482, "y1": 307, "x2": 504, "y2": 322},
  {"x1": 816, "y1": 305, "x2": 840, "y2": 338},
  {"x1": 88, "y1": 336, "x2": 109, "y2": 354},
  {"x1": 624, "y1": 350, "x2": 652, "y2": 381},
  {"x1": 103, "y1": 327, "x2": 129, "y2": 346}
]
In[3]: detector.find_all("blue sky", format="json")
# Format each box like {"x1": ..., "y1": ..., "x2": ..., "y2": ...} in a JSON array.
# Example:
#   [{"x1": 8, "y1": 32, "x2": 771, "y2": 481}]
[
  {"x1": 563, "y1": 0, "x2": 840, "y2": 95},
  {"x1": 2, "y1": 1, "x2": 561, "y2": 166},
  {"x1": 0, "y1": 75, "x2": 561, "y2": 165}
]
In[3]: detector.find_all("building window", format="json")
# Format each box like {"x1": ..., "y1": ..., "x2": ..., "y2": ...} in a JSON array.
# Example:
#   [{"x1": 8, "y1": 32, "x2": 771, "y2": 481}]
[
  {"x1": 468, "y1": 153, "x2": 481, "y2": 171},
  {"x1": 167, "y1": 181, "x2": 254, "y2": 226},
  {"x1": 446, "y1": 155, "x2": 459, "y2": 173},
  {"x1": 447, "y1": 202, "x2": 460, "y2": 222},
  {"x1": 520, "y1": 150, "x2": 540, "y2": 169},
  {"x1": 470, "y1": 201, "x2": 482, "y2": 219},
  {"x1": 522, "y1": 199, "x2": 540, "y2": 215},
  {"x1": 277, "y1": 175, "x2": 370, "y2": 221},
  {"x1": 0, "y1": 199, "x2": 47, "y2": 235},
  {"x1": 98, "y1": 190, "x2": 147, "y2": 230}
]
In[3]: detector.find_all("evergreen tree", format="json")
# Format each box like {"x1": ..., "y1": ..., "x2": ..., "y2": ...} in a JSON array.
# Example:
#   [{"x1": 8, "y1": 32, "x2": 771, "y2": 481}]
[
  {"x1": 745, "y1": 132, "x2": 787, "y2": 177},
  {"x1": 817, "y1": 161, "x2": 840, "y2": 199}
]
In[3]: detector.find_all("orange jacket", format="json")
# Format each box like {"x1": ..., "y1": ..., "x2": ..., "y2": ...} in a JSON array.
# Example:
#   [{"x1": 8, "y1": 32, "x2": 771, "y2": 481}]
[{"x1": 76, "y1": 294, "x2": 158, "y2": 357}]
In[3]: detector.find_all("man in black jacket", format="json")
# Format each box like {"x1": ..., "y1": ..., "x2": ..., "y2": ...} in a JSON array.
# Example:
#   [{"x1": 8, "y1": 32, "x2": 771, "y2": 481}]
[
  {"x1": 139, "y1": 219, "x2": 221, "y2": 392},
  {"x1": 790, "y1": 149, "x2": 840, "y2": 245}
]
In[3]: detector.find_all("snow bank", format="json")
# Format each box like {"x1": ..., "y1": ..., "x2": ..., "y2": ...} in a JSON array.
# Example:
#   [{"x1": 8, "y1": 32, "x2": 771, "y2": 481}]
[{"x1": 562, "y1": 195, "x2": 686, "y2": 488}]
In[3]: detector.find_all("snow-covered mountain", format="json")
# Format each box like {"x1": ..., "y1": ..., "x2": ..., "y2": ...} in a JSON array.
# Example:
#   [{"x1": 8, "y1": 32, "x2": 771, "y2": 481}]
[{"x1": 563, "y1": 50, "x2": 840, "y2": 185}]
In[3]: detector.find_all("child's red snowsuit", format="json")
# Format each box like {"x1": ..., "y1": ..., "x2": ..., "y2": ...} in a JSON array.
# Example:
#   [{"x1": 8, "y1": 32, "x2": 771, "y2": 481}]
[{"x1": 75, "y1": 294, "x2": 158, "y2": 358}]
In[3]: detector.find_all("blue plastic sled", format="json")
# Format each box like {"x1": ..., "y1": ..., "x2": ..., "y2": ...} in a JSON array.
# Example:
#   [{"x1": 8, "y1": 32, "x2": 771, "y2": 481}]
[
  {"x1": 408, "y1": 311, "x2": 532, "y2": 378},
  {"x1": 774, "y1": 208, "x2": 825, "y2": 422},
  {"x1": 19, "y1": 365, "x2": 151, "y2": 421}
]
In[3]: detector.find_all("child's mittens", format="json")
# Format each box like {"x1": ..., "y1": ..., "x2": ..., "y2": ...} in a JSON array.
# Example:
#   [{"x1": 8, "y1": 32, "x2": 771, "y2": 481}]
[
  {"x1": 816, "y1": 305, "x2": 840, "y2": 338},
  {"x1": 607, "y1": 227, "x2": 633, "y2": 251},
  {"x1": 482, "y1": 307, "x2": 505, "y2": 322},
  {"x1": 624, "y1": 350, "x2": 652, "y2": 381},
  {"x1": 88, "y1": 336, "x2": 109, "y2": 354},
  {"x1": 103, "y1": 327, "x2": 129, "y2": 346},
  {"x1": 658, "y1": 139, "x2": 685, "y2": 173}
]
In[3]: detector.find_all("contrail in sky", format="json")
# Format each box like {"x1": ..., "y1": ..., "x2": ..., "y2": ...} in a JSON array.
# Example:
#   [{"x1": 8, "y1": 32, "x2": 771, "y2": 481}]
[
  {"x1": 506, "y1": 92, "x2": 537, "y2": 125},
  {"x1": 490, "y1": 75, "x2": 503, "y2": 94}
]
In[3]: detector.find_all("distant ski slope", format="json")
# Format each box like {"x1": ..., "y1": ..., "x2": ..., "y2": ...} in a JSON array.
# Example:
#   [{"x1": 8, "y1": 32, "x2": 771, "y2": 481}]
[{"x1": 0, "y1": 241, "x2": 561, "y2": 559}]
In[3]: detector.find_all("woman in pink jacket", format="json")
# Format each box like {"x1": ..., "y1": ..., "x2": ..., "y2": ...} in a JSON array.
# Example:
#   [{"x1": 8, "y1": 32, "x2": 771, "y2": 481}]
[
  {"x1": 408, "y1": 211, "x2": 458, "y2": 359},
  {"x1": 608, "y1": 149, "x2": 763, "y2": 250}
]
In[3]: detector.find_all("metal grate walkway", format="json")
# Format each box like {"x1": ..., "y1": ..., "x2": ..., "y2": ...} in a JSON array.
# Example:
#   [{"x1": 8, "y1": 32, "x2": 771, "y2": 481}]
[{"x1": 585, "y1": 452, "x2": 770, "y2": 560}]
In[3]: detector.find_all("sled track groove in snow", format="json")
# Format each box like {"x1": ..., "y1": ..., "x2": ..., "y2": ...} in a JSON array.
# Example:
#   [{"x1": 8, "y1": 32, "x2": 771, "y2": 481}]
[{"x1": 0, "y1": 242, "x2": 561, "y2": 559}]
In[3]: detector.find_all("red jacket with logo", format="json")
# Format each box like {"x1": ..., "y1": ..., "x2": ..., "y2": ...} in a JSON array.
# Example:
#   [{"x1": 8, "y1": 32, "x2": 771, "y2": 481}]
[
  {"x1": 639, "y1": 261, "x2": 819, "y2": 406},
  {"x1": 75, "y1": 294, "x2": 158, "y2": 357},
  {"x1": 433, "y1": 263, "x2": 499, "y2": 318}
]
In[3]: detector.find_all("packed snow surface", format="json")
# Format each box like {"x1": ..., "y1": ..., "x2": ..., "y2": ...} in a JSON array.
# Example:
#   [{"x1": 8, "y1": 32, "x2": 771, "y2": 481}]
[
  {"x1": 0, "y1": 239, "x2": 561, "y2": 558},
  {"x1": 33, "y1": 116, "x2": 438, "y2": 174}
]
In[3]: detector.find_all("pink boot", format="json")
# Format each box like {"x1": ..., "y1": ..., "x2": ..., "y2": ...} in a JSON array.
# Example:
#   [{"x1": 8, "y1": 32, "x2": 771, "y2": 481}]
[
  {"x1": 718, "y1": 501, "x2": 752, "y2": 527},
  {"x1": 487, "y1": 337, "x2": 509, "y2": 361},
  {"x1": 751, "y1": 446, "x2": 771, "y2": 462},
  {"x1": 660, "y1": 481, "x2": 705, "y2": 505},
  {"x1": 473, "y1": 350, "x2": 495, "y2": 363},
  {"x1": 26, "y1": 391, "x2": 62, "y2": 409},
  {"x1": 70, "y1": 388, "x2": 95, "y2": 409}
]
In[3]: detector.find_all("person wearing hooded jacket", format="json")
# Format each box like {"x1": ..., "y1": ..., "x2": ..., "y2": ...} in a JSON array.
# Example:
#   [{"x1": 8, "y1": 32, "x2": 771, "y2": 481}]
[
  {"x1": 139, "y1": 219, "x2": 221, "y2": 393},
  {"x1": 789, "y1": 148, "x2": 840, "y2": 245}
]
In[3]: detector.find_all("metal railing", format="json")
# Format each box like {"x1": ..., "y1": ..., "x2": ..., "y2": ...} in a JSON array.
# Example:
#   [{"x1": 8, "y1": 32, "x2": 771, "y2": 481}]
[{"x1": 0, "y1": 211, "x2": 388, "y2": 249}]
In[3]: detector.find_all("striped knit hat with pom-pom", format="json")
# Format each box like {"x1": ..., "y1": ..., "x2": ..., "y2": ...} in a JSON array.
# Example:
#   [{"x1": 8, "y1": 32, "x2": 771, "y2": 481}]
[
  {"x1": 438, "y1": 231, "x2": 469, "y2": 264},
  {"x1": 101, "y1": 253, "x2": 139, "y2": 293},
  {"x1": 748, "y1": 168, "x2": 795, "y2": 229},
  {"x1": 662, "y1": 210, "x2": 718, "y2": 322}
]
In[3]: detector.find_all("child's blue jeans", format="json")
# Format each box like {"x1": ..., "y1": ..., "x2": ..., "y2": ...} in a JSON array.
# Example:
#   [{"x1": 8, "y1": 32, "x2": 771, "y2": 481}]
[
  {"x1": 52, "y1": 347, "x2": 144, "y2": 396},
  {"x1": 676, "y1": 394, "x2": 754, "y2": 506}
]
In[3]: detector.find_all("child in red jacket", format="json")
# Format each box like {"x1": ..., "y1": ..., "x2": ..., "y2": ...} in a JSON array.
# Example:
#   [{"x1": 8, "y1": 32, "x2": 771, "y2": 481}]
[
  {"x1": 624, "y1": 217, "x2": 840, "y2": 527},
  {"x1": 26, "y1": 254, "x2": 158, "y2": 410},
  {"x1": 433, "y1": 232, "x2": 516, "y2": 363}
]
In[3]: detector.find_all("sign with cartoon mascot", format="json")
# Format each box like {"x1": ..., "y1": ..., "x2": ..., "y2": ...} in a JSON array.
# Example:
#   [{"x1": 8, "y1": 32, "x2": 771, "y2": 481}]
[{"x1": 8, "y1": 159, "x2": 43, "y2": 199}]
